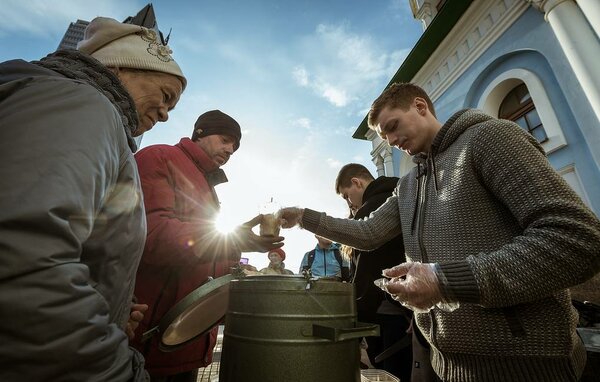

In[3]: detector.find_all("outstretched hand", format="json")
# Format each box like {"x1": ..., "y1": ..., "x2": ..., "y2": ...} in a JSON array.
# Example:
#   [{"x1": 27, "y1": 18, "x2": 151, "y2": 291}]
[
  {"x1": 233, "y1": 214, "x2": 284, "y2": 253},
  {"x1": 278, "y1": 207, "x2": 304, "y2": 228}
]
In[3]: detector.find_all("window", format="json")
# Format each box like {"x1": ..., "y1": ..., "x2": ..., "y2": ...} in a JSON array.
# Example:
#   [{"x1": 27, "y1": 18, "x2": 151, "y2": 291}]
[{"x1": 499, "y1": 83, "x2": 548, "y2": 143}]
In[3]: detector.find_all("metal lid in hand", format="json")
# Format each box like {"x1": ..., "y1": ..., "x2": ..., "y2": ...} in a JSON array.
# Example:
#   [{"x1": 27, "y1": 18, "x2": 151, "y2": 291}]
[{"x1": 152, "y1": 274, "x2": 234, "y2": 352}]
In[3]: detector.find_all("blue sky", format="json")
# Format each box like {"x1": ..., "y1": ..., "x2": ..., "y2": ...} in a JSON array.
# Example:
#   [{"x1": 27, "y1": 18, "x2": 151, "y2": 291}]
[{"x1": 0, "y1": 0, "x2": 423, "y2": 270}]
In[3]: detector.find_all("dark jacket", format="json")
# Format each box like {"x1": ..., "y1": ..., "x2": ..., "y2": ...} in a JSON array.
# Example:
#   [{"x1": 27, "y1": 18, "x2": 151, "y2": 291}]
[
  {"x1": 0, "y1": 51, "x2": 147, "y2": 381},
  {"x1": 352, "y1": 176, "x2": 408, "y2": 321},
  {"x1": 132, "y1": 138, "x2": 240, "y2": 376},
  {"x1": 302, "y1": 109, "x2": 600, "y2": 381}
]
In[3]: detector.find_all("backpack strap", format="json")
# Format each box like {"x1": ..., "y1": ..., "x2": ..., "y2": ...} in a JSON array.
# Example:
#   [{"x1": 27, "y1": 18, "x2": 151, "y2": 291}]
[
  {"x1": 303, "y1": 247, "x2": 350, "y2": 281},
  {"x1": 302, "y1": 249, "x2": 316, "y2": 272}
]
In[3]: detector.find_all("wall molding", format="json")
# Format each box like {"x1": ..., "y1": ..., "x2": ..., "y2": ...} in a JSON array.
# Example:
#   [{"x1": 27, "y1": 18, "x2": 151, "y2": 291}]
[
  {"x1": 477, "y1": 67, "x2": 567, "y2": 154},
  {"x1": 557, "y1": 164, "x2": 592, "y2": 207},
  {"x1": 413, "y1": 0, "x2": 529, "y2": 102}
]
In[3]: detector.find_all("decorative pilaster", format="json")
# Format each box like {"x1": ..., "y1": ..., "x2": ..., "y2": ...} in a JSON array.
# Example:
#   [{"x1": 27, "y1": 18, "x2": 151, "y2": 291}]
[
  {"x1": 577, "y1": 0, "x2": 600, "y2": 39},
  {"x1": 373, "y1": 155, "x2": 385, "y2": 177},
  {"x1": 382, "y1": 146, "x2": 395, "y2": 177},
  {"x1": 526, "y1": 0, "x2": 600, "y2": 124},
  {"x1": 416, "y1": 3, "x2": 435, "y2": 30}
]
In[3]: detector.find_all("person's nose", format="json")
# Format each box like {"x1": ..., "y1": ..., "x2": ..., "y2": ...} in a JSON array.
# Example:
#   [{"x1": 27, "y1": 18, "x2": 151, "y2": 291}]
[
  {"x1": 158, "y1": 105, "x2": 169, "y2": 122},
  {"x1": 224, "y1": 143, "x2": 235, "y2": 155}
]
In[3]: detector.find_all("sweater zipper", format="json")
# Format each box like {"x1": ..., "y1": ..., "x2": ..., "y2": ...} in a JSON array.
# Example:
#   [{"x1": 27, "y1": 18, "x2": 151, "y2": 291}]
[
  {"x1": 416, "y1": 162, "x2": 438, "y2": 349},
  {"x1": 416, "y1": 172, "x2": 429, "y2": 263}
]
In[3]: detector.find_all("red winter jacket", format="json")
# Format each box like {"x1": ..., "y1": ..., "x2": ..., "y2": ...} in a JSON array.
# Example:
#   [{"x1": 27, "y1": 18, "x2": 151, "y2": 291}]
[{"x1": 131, "y1": 138, "x2": 240, "y2": 376}]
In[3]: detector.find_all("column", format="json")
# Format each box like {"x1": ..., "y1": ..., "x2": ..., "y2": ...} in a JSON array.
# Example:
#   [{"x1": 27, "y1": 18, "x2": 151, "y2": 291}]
[
  {"x1": 383, "y1": 146, "x2": 395, "y2": 177},
  {"x1": 528, "y1": 0, "x2": 600, "y2": 124},
  {"x1": 577, "y1": 0, "x2": 600, "y2": 39},
  {"x1": 373, "y1": 155, "x2": 385, "y2": 177}
]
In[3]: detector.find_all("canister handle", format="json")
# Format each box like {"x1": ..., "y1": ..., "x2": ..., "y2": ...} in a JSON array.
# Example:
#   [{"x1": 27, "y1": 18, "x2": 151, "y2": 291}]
[
  {"x1": 311, "y1": 322, "x2": 379, "y2": 342},
  {"x1": 141, "y1": 326, "x2": 160, "y2": 343}
]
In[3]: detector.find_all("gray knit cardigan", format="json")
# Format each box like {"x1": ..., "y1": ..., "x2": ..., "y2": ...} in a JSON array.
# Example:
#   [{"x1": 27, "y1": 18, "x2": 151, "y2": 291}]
[{"x1": 302, "y1": 109, "x2": 600, "y2": 382}]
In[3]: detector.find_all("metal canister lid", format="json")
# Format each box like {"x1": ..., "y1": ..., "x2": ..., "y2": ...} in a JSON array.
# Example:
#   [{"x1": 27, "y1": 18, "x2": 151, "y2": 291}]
[{"x1": 150, "y1": 274, "x2": 235, "y2": 351}]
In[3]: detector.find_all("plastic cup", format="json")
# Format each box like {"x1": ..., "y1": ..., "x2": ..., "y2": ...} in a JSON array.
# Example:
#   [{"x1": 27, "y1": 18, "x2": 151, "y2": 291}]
[
  {"x1": 260, "y1": 213, "x2": 280, "y2": 237},
  {"x1": 259, "y1": 198, "x2": 280, "y2": 237}
]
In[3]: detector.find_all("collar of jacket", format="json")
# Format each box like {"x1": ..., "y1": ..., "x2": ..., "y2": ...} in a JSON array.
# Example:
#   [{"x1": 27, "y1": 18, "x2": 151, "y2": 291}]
[
  {"x1": 361, "y1": 176, "x2": 399, "y2": 207},
  {"x1": 431, "y1": 108, "x2": 495, "y2": 156},
  {"x1": 177, "y1": 138, "x2": 229, "y2": 187},
  {"x1": 354, "y1": 176, "x2": 400, "y2": 220},
  {"x1": 32, "y1": 50, "x2": 139, "y2": 152},
  {"x1": 316, "y1": 242, "x2": 340, "y2": 252},
  {"x1": 408, "y1": 109, "x2": 495, "y2": 232}
]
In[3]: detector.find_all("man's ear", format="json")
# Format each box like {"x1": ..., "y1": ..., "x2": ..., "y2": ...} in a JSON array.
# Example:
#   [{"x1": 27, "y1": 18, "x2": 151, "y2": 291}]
[
  {"x1": 414, "y1": 97, "x2": 428, "y2": 115},
  {"x1": 351, "y1": 177, "x2": 362, "y2": 188}
]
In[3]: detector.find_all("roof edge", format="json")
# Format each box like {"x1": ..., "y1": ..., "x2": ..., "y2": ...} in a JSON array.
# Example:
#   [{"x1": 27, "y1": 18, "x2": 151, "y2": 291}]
[{"x1": 353, "y1": 0, "x2": 473, "y2": 140}]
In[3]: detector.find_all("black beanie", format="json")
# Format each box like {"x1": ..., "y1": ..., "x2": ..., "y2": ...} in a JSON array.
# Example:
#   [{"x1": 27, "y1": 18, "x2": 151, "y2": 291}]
[{"x1": 192, "y1": 110, "x2": 241, "y2": 151}]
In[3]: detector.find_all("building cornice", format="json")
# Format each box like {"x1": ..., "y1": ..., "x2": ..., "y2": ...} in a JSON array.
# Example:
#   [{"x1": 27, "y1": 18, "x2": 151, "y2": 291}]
[
  {"x1": 526, "y1": 0, "x2": 570, "y2": 14},
  {"x1": 414, "y1": 0, "x2": 529, "y2": 101}
]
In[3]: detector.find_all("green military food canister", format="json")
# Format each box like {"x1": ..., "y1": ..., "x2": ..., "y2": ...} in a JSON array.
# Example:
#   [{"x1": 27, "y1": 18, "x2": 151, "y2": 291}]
[{"x1": 218, "y1": 275, "x2": 379, "y2": 382}]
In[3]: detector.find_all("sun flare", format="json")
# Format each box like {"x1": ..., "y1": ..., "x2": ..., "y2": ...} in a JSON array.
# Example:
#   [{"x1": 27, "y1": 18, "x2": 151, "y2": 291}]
[{"x1": 214, "y1": 212, "x2": 237, "y2": 234}]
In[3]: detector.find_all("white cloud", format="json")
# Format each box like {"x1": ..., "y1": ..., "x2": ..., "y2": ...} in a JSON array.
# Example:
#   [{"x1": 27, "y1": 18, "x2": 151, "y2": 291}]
[
  {"x1": 293, "y1": 65, "x2": 351, "y2": 106},
  {"x1": 293, "y1": 117, "x2": 312, "y2": 130},
  {"x1": 0, "y1": 0, "x2": 131, "y2": 37},
  {"x1": 292, "y1": 66, "x2": 309, "y2": 87},
  {"x1": 292, "y1": 22, "x2": 409, "y2": 108},
  {"x1": 318, "y1": 83, "x2": 350, "y2": 107},
  {"x1": 327, "y1": 158, "x2": 342, "y2": 168}
]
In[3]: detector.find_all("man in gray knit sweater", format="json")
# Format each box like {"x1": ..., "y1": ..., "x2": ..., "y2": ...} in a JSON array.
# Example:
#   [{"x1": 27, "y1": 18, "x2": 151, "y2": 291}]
[{"x1": 280, "y1": 83, "x2": 600, "y2": 382}]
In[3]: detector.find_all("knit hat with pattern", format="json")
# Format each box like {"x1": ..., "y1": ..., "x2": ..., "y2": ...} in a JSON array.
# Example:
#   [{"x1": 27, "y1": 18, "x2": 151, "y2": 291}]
[{"x1": 77, "y1": 17, "x2": 186, "y2": 89}]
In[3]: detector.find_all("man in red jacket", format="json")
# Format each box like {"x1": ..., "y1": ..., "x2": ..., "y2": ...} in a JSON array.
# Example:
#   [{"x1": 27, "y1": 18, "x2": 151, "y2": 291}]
[{"x1": 131, "y1": 110, "x2": 282, "y2": 381}]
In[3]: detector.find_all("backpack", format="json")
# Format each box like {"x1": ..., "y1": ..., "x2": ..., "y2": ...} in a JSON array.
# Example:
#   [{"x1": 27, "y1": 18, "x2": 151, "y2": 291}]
[{"x1": 302, "y1": 247, "x2": 350, "y2": 281}]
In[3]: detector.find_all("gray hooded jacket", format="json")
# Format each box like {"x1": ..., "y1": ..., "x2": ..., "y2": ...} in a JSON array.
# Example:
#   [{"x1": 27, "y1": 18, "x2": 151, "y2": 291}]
[
  {"x1": 0, "y1": 51, "x2": 147, "y2": 381},
  {"x1": 302, "y1": 109, "x2": 600, "y2": 382}
]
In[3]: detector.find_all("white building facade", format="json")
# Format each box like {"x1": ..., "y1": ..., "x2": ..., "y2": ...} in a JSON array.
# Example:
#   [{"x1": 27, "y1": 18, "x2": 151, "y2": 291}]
[{"x1": 354, "y1": 0, "x2": 600, "y2": 215}]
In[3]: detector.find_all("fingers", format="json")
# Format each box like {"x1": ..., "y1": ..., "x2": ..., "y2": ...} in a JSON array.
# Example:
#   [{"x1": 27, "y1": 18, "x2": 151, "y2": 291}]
[
  {"x1": 128, "y1": 303, "x2": 147, "y2": 330},
  {"x1": 375, "y1": 262, "x2": 443, "y2": 313},
  {"x1": 126, "y1": 304, "x2": 148, "y2": 341},
  {"x1": 126, "y1": 325, "x2": 135, "y2": 340},
  {"x1": 382, "y1": 262, "x2": 412, "y2": 278},
  {"x1": 255, "y1": 235, "x2": 284, "y2": 252},
  {"x1": 383, "y1": 277, "x2": 410, "y2": 296},
  {"x1": 131, "y1": 303, "x2": 148, "y2": 313},
  {"x1": 278, "y1": 207, "x2": 302, "y2": 228},
  {"x1": 130, "y1": 310, "x2": 145, "y2": 323},
  {"x1": 235, "y1": 224, "x2": 284, "y2": 252},
  {"x1": 242, "y1": 214, "x2": 263, "y2": 227},
  {"x1": 280, "y1": 219, "x2": 294, "y2": 229}
]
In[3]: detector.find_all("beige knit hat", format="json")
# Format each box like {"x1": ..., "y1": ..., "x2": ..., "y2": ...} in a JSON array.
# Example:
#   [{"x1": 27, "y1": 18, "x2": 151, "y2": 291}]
[{"x1": 77, "y1": 17, "x2": 186, "y2": 89}]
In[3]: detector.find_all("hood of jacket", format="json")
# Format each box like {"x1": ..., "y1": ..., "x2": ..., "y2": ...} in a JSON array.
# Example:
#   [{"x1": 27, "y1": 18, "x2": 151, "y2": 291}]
[
  {"x1": 412, "y1": 109, "x2": 493, "y2": 166},
  {"x1": 355, "y1": 176, "x2": 399, "y2": 220},
  {"x1": 31, "y1": 50, "x2": 139, "y2": 152},
  {"x1": 177, "y1": 138, "x2": 229, "y2": 187},
  {"x1": 409, "y1": 109, "x2": 501, "y2": 232}
]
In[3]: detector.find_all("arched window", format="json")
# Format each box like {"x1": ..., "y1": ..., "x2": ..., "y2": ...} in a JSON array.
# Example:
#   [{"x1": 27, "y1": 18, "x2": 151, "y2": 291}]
[{"x1": 499, "y1": 83, "x2": 548, "y2": 143}]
